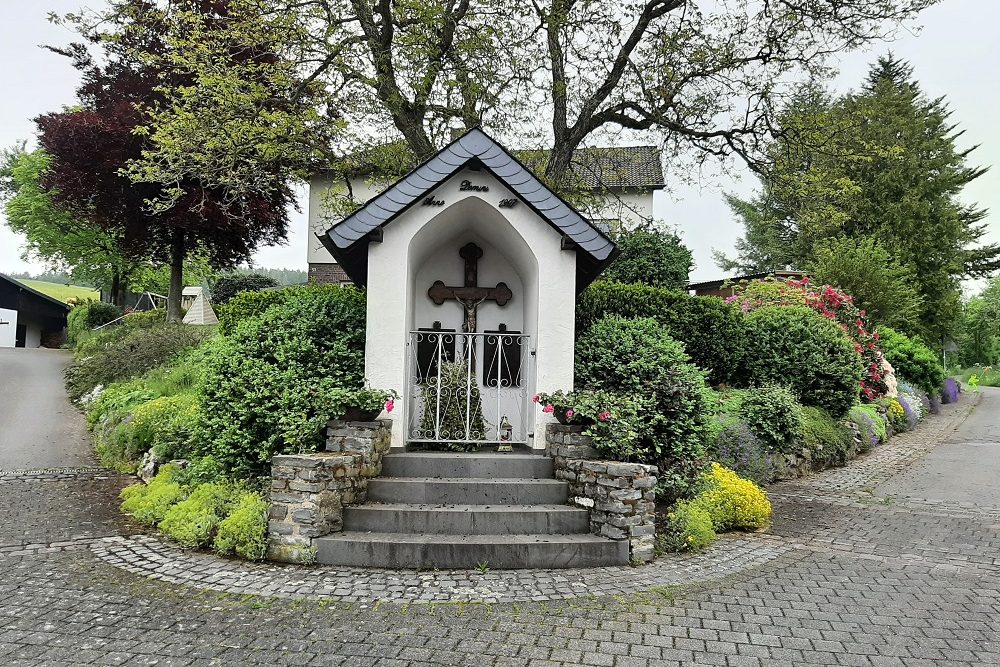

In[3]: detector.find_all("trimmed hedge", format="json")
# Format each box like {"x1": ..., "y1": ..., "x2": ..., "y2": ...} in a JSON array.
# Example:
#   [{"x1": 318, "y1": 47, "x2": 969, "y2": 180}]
[
  {"x1": 576, "y1": 281, "x2": 746, "y2": 385},
  {"x1": 742, "y1": 306, "x2": 863, "y2": 418},
  {"x1": 217, "y1": 286, "x2": 298, "y2": 335},
  {"x1": 197, "y1": 285, "x2": 366, "y2": 477},
  {"x1": 877, "y1": 326, "x2": 945, "y2": 395},
  {"x1": 211, "y1": 272, "x2": 280, "y2": 305},
  {"x1": 576, "y1": 315, "x2": 710, "y2": 504}
]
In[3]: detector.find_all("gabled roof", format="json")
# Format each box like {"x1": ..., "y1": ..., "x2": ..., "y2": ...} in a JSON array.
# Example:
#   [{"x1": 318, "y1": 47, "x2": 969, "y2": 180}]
[
  {"x1": 318, "y1": 128, "x2": 618, "y2": 291},
  {"x1": 1, "y1": 274, "x2": 71, "y2": 311},
  {"x1": 322, "y1": 141, "x2": 664, "y2": 190}
]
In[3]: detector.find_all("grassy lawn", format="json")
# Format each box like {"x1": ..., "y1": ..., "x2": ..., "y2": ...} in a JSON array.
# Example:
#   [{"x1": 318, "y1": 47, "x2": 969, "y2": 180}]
[
  {"x1": 953, "y1": 365, "x2": 1000, "y2": 387},
  {"x1": 17, "y1": 279, "x2": 100, "y2": 303}
]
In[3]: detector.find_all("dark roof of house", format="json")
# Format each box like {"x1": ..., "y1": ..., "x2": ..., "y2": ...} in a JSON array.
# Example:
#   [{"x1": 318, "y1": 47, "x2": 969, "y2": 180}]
[
  {"x1": 0, "y1": 274, "x2": 72, "y2": 311},
  {"x1": 323, "y1": 141, "x2": 664, "y2": 190},
  {"x1": 687, "y1": 270, "x2": 807, "y2": 292},
  {"x1": 318, "y1": 128, "x2": 619, "y2": 291}
]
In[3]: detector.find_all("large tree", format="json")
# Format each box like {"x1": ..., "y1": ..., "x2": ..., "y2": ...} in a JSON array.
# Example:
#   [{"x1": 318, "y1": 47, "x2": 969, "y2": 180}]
[
  {"x1": 719, "y1": 57, "x2": 998, "y2": 345},
  {"x1": 43, "y1": 0, "x2": 294, "y2": 321},
  {"x1": 80, "y1": 0, "x2": 937, "y2": 208},
  {"x1": 0, "y1": 148, "x2": 138, "y2": 305}
]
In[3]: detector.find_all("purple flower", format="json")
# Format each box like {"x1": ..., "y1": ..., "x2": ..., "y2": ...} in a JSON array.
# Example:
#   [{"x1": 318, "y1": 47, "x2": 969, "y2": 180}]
[{"x1": 941, "y1": 378, "x2": 959, "y2": 404}]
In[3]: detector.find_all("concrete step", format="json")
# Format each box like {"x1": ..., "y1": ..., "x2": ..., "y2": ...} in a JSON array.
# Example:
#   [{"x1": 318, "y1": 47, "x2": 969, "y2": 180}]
[
  {"x1": 314, "y1": 532, "x2": 628, "y2": 569},
  {"x1": 343, "y1": 503, "x2": 590, "y2": 535},
  {"x1": 383, "y1": 453, "x2": 553, "y2": 479},
  {"x1": 366, "y1": 477, "x2": 568, "y2": 505}
]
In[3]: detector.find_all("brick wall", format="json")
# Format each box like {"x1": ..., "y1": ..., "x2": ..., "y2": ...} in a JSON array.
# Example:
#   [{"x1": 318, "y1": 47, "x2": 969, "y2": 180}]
[{"x1": 308, "y1": 263, "x2": 352, "y2": 285}]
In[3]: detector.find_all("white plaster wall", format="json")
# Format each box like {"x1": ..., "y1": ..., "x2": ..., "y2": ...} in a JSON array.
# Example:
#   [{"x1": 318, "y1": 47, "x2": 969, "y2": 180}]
[
  {"x1": 0, "y1": 308, "x2": 16, "y2": 348},
  {"x1": 585, "y1": 190, "x2": 656, "y2": 230},
  {"x1": 308, "y1": 174, "x2": 392, "y2": 264},
  {"x1": 363, "y1": 167, "x2": 577, "y2": 449}
]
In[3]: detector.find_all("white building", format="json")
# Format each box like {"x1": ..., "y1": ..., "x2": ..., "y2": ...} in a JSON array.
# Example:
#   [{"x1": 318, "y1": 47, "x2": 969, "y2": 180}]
[{"x1": 307, "y1": 141, "x2": 663, "y2": 284}]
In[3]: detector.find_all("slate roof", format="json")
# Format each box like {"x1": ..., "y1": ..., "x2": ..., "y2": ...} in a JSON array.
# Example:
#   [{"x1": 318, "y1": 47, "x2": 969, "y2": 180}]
[
  {"x1": 318, "y1": 128, "x2": 619, "y2": 291},
  {"x1": 323, "y1": 142, "x2": 664, "y2": 190}
]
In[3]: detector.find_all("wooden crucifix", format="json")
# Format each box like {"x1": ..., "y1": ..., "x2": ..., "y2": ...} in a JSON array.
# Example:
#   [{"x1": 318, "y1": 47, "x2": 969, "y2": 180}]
[{"x1": 428, "y1": 242, "x2": 512, "y2": 333}]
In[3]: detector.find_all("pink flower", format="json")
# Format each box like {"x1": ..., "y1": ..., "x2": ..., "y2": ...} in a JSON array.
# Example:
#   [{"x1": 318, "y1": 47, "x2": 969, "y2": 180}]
[
  {"x1": 531, "y1": 394, "x2": 540, "y2": 403},
  {"x1": 565, "y1": 409, "x2": 575, "y2": 419},
  {"x1": 598, "y1": 411, "x2": 611, "y2": 421},
  {"x1": 542, "y1": 404, "x2": 554, "y2": 414},
  {"x1": 384, "y1": 399, "x2": 394, "y2": 413}
]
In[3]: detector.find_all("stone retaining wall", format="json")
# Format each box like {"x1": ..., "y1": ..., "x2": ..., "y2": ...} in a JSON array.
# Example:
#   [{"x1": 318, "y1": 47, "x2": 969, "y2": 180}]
[
  {"x1": 267, "y1": 419, "x2": 391, "y2": 563},
  {"x1": 545, "y1": 424, "x2": 657, "y2": 564}
]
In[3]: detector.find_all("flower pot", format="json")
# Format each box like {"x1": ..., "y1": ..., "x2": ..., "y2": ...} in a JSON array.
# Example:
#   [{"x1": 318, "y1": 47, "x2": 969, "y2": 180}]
[{"x1": 342, "y1": 406, "x2": 381, "y2": 422}]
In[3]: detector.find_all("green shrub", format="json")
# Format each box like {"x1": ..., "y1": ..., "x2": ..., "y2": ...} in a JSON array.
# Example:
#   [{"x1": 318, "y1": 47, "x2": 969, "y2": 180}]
[
  {"x1": 217, "y1": 286, "x2": 298, "y2": 334},
  {"x1": 174, "y1": 456, "x2": 227, "y2": 486},
  {"x1": 691, "y1": 463, "x2": 772, "y2": 531},
  {"x1": 120, "y1": 465, "x2": 185, "y2": 525},
  {"x1": 877, "y1": 326, "x2": 945, "y2": 395},
  {"x1": 799, "y1": 406, "x2": 853, "y2": 465},
  {"x1": 576, "y1": 315, "x2": 710, "y2": 504},
  {"x1": 214, "y1": 491, "x2": 269, "y2": 560},
  {"x1": 576, "y1": 281, "x2": 746, "y2": 385},
  {"x1": 197, "y1": 285, "x2": 366, "y2": 477},
  {"x1": 211, "y1": 273, "x2": 280, "y2": 305},
  {"x1": 158, "y1": 482, "x2": 234, "y2": 548},
  {"x1": 68, "y1": 301, "x2": 121, "y2": 346},
  {"x1": 601, "y1": 223, "x2": 693, "y2": 290},
  {"x1": 847, "y1": 404, "x2": 888, "y2": 453},
  {"x1": 65, "y1": 323, "x2": 216, "y2": 402},
  {"x1": 732, "y1": 385, "x2": 803, "y2": 454},
  {"x1": 659, "y1": 500, "x2": 716, "y2": 552},
  {"x1": 122, "y1": 309, "x2": 167, "y2": 328},
  {"x1": 741, "y1": 306, "x2": 863, "y2": 418},
  {"x1": 130, "y1": 394, "x2": 201, "y2": 461}
]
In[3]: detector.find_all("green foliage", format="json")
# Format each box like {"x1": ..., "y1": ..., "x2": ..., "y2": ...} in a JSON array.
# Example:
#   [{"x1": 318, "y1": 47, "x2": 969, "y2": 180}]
[
  {"x1": 197, "y1": 285, "x2": 366, "y2": 477},
  {"x1": 720, "y1": 58, "x2": 997, "y2": 344},
  {"x1": 741, "y1": 306, "x2": 863, "y2": 418},
  {"x1": 68, "y1": 302, "x2": 121, "y2": 346},
  {"x1": 211, "y1": 272, "x2": 280, "y2": 305},
  {"x1": 217, "y1": 286, "x2": 297, "y2": 334},
  {"x1": 731, "y1": 386, "x2": 803, "y2": 454},
  {"x1": 956, "y1": 277, "x2": 1000, "y2": 367},
  {"x1": 877, "y1": 326, "x2": 945, "y2": 395},
  {"x1": 213, "y1": 491, "x2": 269, "y2": 561},
  {"x1": 808, "y1": 236, "x2": 923, "y2": 333},
  {"x1": 534, "y1": 390, "x2": 643, "y2": 460},
  {"x1": 122, "y1": 309, "x2": 167, "y2": 328},
  {"x1": 602, "y1": 223, "x2": 693, "y2": 290},
  {"x1": 0, "y1": 148, "x2": 137, "y2": 297},
  {"x1": 119, "y1": 465, "x2": 185, "y2": 525},
  {"x1": 418, "y1": 361, "x2": 485, "y2": 451},
  {"x1": 576, "y1": 316, "x2": 710, "y2": 503},
  {"x1": 799, "y1": 406, "x2": 853, "y2": 465},
  {"x1": 576, "y1": 281, "x2": 746, "y2": 385},
  {"x1": 65, "y1": 323, "x2": 216, "y2": 402},
  {"x1": 691, "y1": 463, "x2": 772, "y2": 532},
  {"x1": 659, "y1": 500, "x2": 716, "y2": 553},
  {"x1": 848, "y1": 403, "x2": 888, "y2": 453},
  {"x1": 130, "y1": 395, "x2": 201, "y2": 461},
  {"x1": 158, "y1": 482, "x2": 234, "y2": 548}
]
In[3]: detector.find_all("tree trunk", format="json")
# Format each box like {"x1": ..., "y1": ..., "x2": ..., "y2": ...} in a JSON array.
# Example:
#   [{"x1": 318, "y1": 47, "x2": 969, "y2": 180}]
[
  {"x1": 166, "y1": 229, "x2": 185, "y2": 323},
  {"x1": 109, "y1": 271, "x2": 123, "y2": 308}
]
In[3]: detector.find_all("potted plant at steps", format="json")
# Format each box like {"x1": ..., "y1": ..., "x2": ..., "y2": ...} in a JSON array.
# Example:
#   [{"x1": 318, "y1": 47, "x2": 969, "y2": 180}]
[
  {"x1": 339, "y1": 387, "x2": 398, "y2": 422},
  {"x1": 533, "y1": 389, "x2": 644, "y2": 459}
]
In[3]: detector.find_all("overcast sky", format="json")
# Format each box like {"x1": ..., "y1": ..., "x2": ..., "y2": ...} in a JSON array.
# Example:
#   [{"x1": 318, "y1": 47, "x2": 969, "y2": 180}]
[{"x1": 1, "y1": 0, "x2": 997, "y2": 284}]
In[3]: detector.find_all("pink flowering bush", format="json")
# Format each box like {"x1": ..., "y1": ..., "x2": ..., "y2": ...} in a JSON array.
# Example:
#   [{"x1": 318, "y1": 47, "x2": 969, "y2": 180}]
[{"x1": 534, "y1": 389, "x2": 644, "y2": 459}]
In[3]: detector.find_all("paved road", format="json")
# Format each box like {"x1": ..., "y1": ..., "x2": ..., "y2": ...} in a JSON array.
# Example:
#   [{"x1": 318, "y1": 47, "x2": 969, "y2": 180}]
[
  {"x1": 0, "y1": 348, "x2": 94, "y2": 470},
  {"x1": 0, "y1": 390, "x2": 997, "y2": 666}
]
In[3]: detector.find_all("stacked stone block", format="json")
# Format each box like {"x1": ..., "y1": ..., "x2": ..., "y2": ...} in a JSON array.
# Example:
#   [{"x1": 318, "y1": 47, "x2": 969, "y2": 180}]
[
  {"x1": 268, "y1": 420, "x2": 391, "y2": 563},
  {"x1": 545, "y1": 424, "x2": 658, "y2": 563}
]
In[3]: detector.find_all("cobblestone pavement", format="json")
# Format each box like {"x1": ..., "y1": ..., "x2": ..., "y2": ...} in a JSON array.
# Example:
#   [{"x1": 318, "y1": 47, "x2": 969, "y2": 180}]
[{"x1": 1, "y1": 391, "x2": 998, "y2": 665}]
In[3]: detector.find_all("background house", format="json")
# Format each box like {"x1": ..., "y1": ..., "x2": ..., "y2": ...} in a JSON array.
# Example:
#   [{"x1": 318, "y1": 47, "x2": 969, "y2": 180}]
[
  {"x1": 307, "y1": 144, "x2": 663, "y2": 284},
  {"x1": 687, "y1": 270, "x2": 808, "y2": 298},
  {"x1": 0, "y1": 274, "x2": 69, "y2": 348}
]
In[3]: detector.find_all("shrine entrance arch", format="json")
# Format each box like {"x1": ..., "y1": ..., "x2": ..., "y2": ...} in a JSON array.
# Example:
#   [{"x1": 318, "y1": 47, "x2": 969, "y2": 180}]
[{"x1": 405, "y1": 197, "x2": 539, "y2": 448}]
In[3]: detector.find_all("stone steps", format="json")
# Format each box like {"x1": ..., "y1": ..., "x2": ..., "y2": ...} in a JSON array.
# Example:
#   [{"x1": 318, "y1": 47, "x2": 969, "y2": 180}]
[
  {"x1": 366, "y1": 477, "x2": 569, "y2": 505},
  {"x1": 343, "y1": 503, "x2": 591, "y2": 535},
  {"x1": 313, "y1": 451, "x2": 628, "y2": 569},
  {"x1": 381, "y1": 452, "x2": 552, "y2": 479},
  {"x1": 314, "y1": 532, "x2": 627, "y2": 569}
]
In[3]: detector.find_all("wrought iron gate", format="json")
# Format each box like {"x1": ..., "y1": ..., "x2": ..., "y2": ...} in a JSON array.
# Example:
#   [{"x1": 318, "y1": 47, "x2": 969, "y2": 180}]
[{"x1": 406, "y1": 330, "x2": 532, "y2": 445}]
